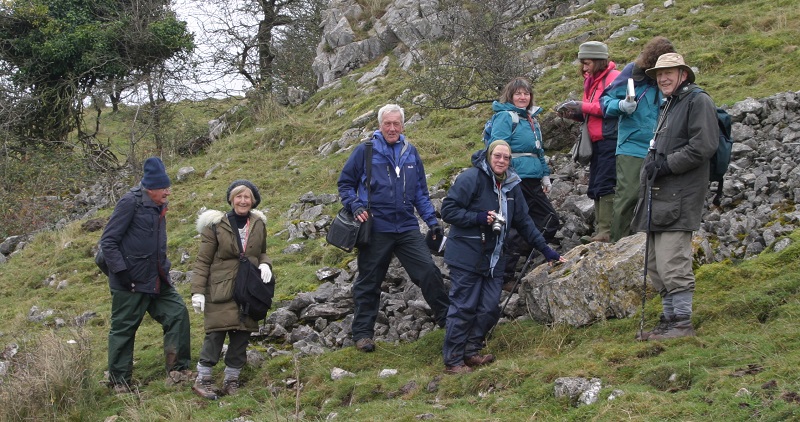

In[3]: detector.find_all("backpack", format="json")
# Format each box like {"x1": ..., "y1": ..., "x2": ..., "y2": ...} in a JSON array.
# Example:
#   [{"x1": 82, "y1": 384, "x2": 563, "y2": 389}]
[
  {"x1": 95, "y1": 187, "x2": 143, "y2": 276},
  {"x1": 483, "y1": 110, "x2": 519, "y2": 144},
  {"x1": 692, "y1": 89, "x2": 734, "y2": 206}
]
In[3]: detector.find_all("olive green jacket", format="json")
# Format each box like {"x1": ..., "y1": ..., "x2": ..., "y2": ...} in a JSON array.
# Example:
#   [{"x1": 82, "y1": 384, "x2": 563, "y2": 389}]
[{"x1": 191, "y1": 209, "x2": 271, "y2": 332}]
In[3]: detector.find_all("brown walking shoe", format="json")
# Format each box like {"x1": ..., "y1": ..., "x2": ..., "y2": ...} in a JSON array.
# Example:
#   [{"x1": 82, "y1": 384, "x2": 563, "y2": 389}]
[
  {"x1": 635, "y1": 314, "x2": 672, "y2": 341},
  {"x1": 355, "y1": 338, "x2": 375, "y2": 352},
  {"x1": 647, "y1": 316, "x2": 695, "y2": 340},
  {"x1": 111, "y1": 382, "x2": 134, "y2": 394},
  {"x1": 464, "y1": 353, "x2": 496, "y2": 367},
  {"x1": 166, "y1": 369, "x2": 194, "y2": 387},
  {"x1": 444, "y1": 364, "x2": 473, "y2": 375},
  {"x1": 222, "y1": 378, "x2": 240, "y2": 396},
  {"x1": 192, "y1": 376, "x2": 219, "y2": 400}
]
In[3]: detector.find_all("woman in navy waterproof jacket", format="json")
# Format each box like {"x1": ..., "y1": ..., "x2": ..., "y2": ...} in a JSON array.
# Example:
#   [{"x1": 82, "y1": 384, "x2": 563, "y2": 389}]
[{"x1": 439, "y1": 141, "x2": 565, "y2": 374}]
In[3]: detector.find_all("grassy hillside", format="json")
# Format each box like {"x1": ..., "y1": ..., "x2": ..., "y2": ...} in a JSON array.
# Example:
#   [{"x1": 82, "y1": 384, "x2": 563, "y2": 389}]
[{"x1": 1, "y1": 0, "x2": 799, "y2": 420}]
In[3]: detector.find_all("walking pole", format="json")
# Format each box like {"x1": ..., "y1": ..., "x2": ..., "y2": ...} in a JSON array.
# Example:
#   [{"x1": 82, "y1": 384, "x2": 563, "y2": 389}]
[
  {"x1": 487, "y1": 246, "x2": 539, "y2": 341},
  {"x1": 638, "y1": 160, "x2": 659, "y2": 339}
]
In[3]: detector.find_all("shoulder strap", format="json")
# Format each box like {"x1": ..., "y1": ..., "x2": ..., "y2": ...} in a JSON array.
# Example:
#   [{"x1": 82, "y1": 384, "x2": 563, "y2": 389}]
[
  {"x1": 364, "y1": 140, "x2": 373, "y2": 210},
  {"x1": 227, "y1": 212, "x2": 247, "y2": 260},
  {"x1": 507, "y1": 111, "x2": 519, "y2": 134},
  {"x1": 131, "y1": 186, "x2": 144, "y2": 207}
]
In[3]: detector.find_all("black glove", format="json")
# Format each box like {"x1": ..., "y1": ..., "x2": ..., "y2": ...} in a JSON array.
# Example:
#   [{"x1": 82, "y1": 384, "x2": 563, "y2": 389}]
[
  {"x1": 429, "y1": 224, "x2": 443, "y2": 240},
  {"x1": 475, "y1": 211, "x2": 490, "y2": 226},
  {"x1": 116, "y1": 270, "x2": 131, "y2": 284},
  {"x1": 644, "y1": 160, "x2": 672, "y2": 180},
  {"x1": 542, "y1": 247, "x2": 561, "y2": 262},
  {"x1": 556, "y1": 100, "x2": 584, "y2": 121}
]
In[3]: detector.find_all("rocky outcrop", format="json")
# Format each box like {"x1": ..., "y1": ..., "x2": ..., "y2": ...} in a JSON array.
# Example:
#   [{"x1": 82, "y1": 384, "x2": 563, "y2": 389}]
[
  {"x1": 255, "y1": 90, "x2": 800, "y2": 354},
  {"x1": 522, "y1": 233, "x2": 647, "y2": 327}
]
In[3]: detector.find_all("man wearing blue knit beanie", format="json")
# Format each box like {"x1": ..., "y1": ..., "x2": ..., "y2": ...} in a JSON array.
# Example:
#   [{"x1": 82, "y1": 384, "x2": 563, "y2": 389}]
[{"x1": 100, "y1": 157, "x2": 192, "y2": 393}]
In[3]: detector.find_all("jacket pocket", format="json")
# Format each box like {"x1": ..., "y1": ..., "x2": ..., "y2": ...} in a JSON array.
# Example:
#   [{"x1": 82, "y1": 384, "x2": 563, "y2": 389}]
[
  {"x1": 650, "y1": 186, "x2": 681, "y2": 226},
  {"x1": 125, "y1": 254, "x2": 152, "y2": 283},
  {"x1": 208, "y1": 271, "x2": 236, "y2": 303}
]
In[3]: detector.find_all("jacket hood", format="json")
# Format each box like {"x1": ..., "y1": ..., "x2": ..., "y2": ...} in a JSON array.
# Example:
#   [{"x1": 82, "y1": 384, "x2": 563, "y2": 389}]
[
  {"x1": 491, "y1": 100, "x2": 543, "y2": 118},
  {"x1": 196, "y1": 209, "x2": 267, "y2": 233}
]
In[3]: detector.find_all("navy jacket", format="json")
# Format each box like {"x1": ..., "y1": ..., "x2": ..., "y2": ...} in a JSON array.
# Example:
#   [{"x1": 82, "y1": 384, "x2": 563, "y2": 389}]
[
  {"x1": 338, "y1": 131, "x2": 437, "y2": 233},
  {"x1": 441, "y1": 150, "x2": 548, "y2": 277},
  {"x1": 100, "y1": 186, "x2": 171, "y2": 294}
]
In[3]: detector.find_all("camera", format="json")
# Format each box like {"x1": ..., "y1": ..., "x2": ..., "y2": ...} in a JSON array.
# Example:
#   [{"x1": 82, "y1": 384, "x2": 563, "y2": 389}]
[{"x1": 491, "y1": 213, "x2": 506, "y2": 234}]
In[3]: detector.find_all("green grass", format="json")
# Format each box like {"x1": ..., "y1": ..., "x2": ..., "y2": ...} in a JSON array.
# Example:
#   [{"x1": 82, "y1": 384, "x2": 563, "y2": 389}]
[{"x1": 1, "y1": 0, "x2": 800, "y2": 419}]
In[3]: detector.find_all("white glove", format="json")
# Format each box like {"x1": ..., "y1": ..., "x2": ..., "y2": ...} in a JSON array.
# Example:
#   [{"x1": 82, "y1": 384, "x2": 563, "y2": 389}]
[
  {"x1": 619, "y1": 99, "x2": 637, "y2": 114},
  {"x1": 259, "y1": 263, "x2": 273, "y2": 284},
  {"x1": 542, "y1": 176, "x2": 552, "y2": 194},
  {"x1": 191, "y1": 293, "x2": 205, "y2": 314}
]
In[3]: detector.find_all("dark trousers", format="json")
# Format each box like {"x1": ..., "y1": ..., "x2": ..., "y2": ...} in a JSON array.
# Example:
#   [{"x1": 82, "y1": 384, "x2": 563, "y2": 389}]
[
  {"x1": 108, "y1": 283, "x2": 191, "y2": 385},
  {"x1": 503, "y1": 178, "x2": 561, "y2": 281},
  {"x1": 518, "y1": 178, "x2": 560, "y2": 242},
  {"x1": 587, "y1": 138, "x2": 617, "y2": 200},
  {"x1": 198, "y1": 330, "x2": 250, "y2": 370},
  {"x1": 351, "y1": 230, "x2": 450, "y2": 341},
  {"x1": 442, "y1": 266, "x2": 502, "y2": 366}
]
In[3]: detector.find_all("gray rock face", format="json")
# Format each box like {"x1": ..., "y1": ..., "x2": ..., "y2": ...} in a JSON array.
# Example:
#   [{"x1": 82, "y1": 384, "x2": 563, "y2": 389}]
[{"x1": 312, "y1": 0, "x2": 454, "y2": 88}]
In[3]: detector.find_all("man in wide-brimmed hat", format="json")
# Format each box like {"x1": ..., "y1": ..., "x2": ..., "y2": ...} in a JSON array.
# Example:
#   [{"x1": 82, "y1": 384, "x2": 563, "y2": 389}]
[{"x1": 631, "y1": 53, "x2": 718, "y2": 341}]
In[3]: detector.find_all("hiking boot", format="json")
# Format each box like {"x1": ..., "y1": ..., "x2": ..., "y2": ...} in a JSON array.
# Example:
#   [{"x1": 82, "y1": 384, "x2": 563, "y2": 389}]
[
  {"x1": 648, "y1": 316, "x2": 695, "y2": 340},
  {"x1": 635, "y1": 314, "x2": 672, "y2": 341},
  {"x1": 444, "y1": 364, "x2": 473, "y2": 375},
  {"x1": 222, "y1": 378, "x2": 240, "y2": 396},
  {"x1": 166, "y1": 369, "x2": 194, "y2": 387},
  {"x1": 464, "y1": 354, "x2": 496, "y2": 367},
  {"x1": 111, "y1": 383, "x2": 133, "y2": 394},
  {"x1": 590, "y1": 233, "x2": 610, "y2": 243},
  {"x1": 192, "y1": 376, "x2": 219, "y2": 400},
  {"x1": 356, "y1": 338, "x2": 375, "y2": 352}
]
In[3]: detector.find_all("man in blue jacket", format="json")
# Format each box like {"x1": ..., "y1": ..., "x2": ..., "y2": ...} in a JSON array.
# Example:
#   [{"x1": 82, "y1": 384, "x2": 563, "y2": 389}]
[
  {"x1": 100, "y1": 157, "x2": 191, "y2": 393},
  {"x1": 338, "y1": 104, "x2": 450, "y2": 352}
]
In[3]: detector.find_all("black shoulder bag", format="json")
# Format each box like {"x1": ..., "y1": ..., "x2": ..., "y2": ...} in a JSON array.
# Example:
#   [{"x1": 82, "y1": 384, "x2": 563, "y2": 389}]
[
  {"x1": 229, "y1": 213, "x2": 274, "y2": 322},
  {"x1": 326, "y1": 140, "x2": 373, "y2": 252}
]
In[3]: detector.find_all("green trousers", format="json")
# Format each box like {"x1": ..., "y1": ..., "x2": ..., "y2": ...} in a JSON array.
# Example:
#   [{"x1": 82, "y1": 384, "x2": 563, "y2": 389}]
[
  {"x1": 108, "y1": 283, "x2": 191, "y2": 385},
  {"x1": 611, "y1": 154, "x2": 644, "y2": 242}
]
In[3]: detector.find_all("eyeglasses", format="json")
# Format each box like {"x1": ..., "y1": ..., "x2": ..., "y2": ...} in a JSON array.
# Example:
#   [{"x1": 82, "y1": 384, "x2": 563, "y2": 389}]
[{"x1": 491, "y1": 153, "x2": 511, "y2": 161}]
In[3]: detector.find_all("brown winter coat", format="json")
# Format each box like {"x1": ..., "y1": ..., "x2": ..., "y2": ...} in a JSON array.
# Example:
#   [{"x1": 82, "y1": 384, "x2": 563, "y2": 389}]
[
  {"x1": 190, "y1": 209, "x2": 271, "y2": 332},
  {"x1": 632, "y1": 83, "x2": 718, "y2": 232}
]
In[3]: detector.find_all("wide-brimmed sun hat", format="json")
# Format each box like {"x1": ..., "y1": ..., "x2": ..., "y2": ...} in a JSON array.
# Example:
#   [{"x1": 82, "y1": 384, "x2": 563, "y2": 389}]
[{"x1": 645, "y1": 52, "x2": 695, "y2": 83}]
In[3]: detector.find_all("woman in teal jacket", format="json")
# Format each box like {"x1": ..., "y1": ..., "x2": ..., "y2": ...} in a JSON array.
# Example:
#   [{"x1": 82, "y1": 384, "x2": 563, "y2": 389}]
[
  {"x1": 601, "y1": 37, "x2": 675, "y2": 242},
  {"x1": 487, "y1": 77, "x2": 560, "y2": 287}
]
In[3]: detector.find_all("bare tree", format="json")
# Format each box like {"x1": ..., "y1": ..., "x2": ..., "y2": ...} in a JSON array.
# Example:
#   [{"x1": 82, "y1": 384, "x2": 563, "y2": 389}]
[
  {"x1": 410, "y1": 0, "x2": 533, "y2": 109},
  {"x1": 186, "y1": 0, "x2": 323, "y2": 96}
]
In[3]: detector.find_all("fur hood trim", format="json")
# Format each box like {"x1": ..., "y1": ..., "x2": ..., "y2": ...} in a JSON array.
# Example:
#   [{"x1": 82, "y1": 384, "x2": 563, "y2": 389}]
[{"x1": 195, "y1": 209, "x2": 267, "y2": 233}]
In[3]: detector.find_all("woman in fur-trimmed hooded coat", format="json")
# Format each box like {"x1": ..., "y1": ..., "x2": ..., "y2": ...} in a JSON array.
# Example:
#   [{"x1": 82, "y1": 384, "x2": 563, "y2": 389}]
[
  {"x1": 190, "y1": 208, "x2": 270, "y2": 332},
  {"x1": 190, "y1": 180, "x2": 272, "y2": 399}
]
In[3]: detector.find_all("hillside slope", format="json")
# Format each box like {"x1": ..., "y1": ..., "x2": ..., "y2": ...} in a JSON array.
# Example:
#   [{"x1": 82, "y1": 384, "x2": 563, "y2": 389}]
[{"x1": 0, "y1": 0, "x2": 799, "y2": 420}]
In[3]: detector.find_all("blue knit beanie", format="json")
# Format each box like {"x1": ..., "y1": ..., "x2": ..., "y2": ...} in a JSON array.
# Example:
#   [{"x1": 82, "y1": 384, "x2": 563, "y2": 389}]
[{"x1": 141, "y1": 157, "x2": 171, "y2": 189}]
